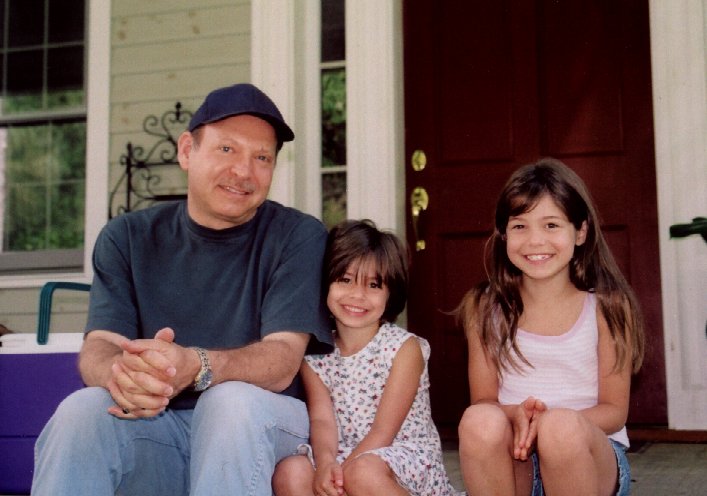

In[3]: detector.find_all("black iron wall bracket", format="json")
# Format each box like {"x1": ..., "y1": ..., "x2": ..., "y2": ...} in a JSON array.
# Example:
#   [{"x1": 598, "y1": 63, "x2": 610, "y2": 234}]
[
  {"x1": 109, "y1": 102, "x2": 192, "y2": 218},
  {"x1": 669, "y1": 217, "x2": 707, "y2": 243}
]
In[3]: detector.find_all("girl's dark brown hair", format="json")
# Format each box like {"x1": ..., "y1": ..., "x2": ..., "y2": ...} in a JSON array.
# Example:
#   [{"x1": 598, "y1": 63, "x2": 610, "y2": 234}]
[
  {"x1": 324, "y1": 219, "x2": 409, "y2": 323},
  {"x1": 458, "y1": 158, "x2": 645, "y2": 374}
]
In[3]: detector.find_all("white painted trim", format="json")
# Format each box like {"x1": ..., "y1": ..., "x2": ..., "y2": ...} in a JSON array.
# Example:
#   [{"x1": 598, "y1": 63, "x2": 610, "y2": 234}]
[
  {"x1": 345, "y1": 0, "x2": 405, "y2": 234},
  {"x1": 251, "y1": 0, "x2": 323, "y2": 218},
  {"x1": 292, "y1": 0, "x2": 323, "y2": 218},
  {"x1": 0, "y1": 0, "x2": 110, "y2": 288},
  {"x1": 650, "y1": 0, "x2": 707, "y2": 430},
  {"x1": 250, "y1": 0, "x2": 298, "y2": 208}
]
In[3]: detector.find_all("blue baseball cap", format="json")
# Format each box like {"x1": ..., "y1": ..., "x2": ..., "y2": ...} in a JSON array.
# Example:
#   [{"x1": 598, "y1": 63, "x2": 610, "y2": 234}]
[{"x1": 188, "y1": 83, "x2": 295, "y2": 143}]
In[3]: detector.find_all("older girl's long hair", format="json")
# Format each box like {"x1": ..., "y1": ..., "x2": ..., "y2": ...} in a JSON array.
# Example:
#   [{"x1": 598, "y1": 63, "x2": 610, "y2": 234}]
[{"x1": 458, "y1": 158, "x2": 645, "y2": 374}]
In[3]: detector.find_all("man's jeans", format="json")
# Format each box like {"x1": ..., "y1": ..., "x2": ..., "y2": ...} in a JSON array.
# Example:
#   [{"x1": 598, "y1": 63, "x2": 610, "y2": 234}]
[{"x1": 32, "y1": 382, "x2": 309, "y2": 495}]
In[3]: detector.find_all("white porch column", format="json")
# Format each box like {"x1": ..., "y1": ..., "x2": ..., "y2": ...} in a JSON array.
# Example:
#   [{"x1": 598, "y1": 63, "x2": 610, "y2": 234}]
[
  {"x1": 650, "y1": 0, "x2": 707, "y2": 429},
  {"x1": 345, "y1": 0, "x2": 405, "y2": 234},
  {"x1": 251, "y1": 0, "x2": 300, "y2": 208}
]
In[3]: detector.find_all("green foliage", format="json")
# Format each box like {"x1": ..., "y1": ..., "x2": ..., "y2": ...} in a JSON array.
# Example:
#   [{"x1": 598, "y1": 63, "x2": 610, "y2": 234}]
[
  {"x1": 3, "y1": 120, "x2": 86, "y2": 252},
  {"x1": 321, "y1": 68, "x2": 347, "y2": 167},
  {"x1": 322, "y1": 172, "x2": 346, "y2": 229}
]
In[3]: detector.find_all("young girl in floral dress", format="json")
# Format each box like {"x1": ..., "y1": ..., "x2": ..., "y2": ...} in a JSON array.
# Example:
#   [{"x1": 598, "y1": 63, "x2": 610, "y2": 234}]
[{"x1": 273, "y1": 219, "x2": 462, "y2": 496}]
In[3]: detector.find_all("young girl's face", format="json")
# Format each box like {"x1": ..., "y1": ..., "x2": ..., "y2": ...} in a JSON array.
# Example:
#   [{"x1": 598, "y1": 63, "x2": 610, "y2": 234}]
[
  {"x1": 505, "y1": 194, "x2": 587, "y2": 283},
  {"x1": 327, "y1": 257, "x2": 390, "y2": 334}
]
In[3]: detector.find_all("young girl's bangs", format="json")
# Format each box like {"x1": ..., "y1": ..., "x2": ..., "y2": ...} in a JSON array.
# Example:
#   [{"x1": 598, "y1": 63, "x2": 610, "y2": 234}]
[{"x1": 346, "y1": 255, "x2": 385, "y2": 286}]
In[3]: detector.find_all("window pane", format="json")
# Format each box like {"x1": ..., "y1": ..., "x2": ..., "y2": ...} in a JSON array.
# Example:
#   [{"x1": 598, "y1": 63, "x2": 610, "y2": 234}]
[
  {"x1": 321, "y1": 68, "x2": 346, "y2": 167},
  {"x1": 47, "y1": 88, "x2": 84, "y2": 109},
  {"x1": 2, "y1": 122, "x2": 84, "y2": 252},
  {"x1": 50, "y1": 122, "x2": 86, "y2": 180},
  {"x1": 322, "y1": 172, "x2": 346, "y2": 229},
  {"x1": 48, "y1": 182, "x2": 84, "y2": 248},
  {"x1": 5, "y1": 49, "x2": 44, "y2": 112},
  {"x1": 49, "y1": 0, "x2": 84, "y2": 43},
  {"x1": 48, "y1": 45, "x2": 84, "y2": 107},
  {"x1": 8, "y1": 0, "x2": 45, "y2": 48},
  {"x1": 6, "y1": 124, "x2": 50, "y2": 183},
  {"x1": 321, "y1": 0, "x2": 345, "y2": 62},
  {"x1": 0, "y1": 0, "x2": 6, "y2": 48},
  {"x1": 4, "y1": 183, "x2": 47, "y2": 250}
]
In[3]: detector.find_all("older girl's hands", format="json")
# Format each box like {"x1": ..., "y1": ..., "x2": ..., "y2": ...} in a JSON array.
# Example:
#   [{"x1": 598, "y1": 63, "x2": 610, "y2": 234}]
[{"x1": 512, "y1": 396, "x2": 547, "y2": 460}]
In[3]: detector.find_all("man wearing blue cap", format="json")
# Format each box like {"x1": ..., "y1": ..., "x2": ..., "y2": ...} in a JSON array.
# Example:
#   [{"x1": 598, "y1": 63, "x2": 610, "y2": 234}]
[{"x1": 32, "y1": 84, "x2": 334, "y2": 495}]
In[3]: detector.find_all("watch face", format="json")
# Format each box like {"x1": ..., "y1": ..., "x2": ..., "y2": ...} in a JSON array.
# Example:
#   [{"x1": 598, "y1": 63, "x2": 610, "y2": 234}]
[
  {"x1": 203, "y1": 369, "x2": 213, "y2": 387},
  {"x1": 192, "y1": 347, "x2": 212, "y2": 391},
  {"x1": 194, "y1": 369, "x2": 213, "y2": 392}
]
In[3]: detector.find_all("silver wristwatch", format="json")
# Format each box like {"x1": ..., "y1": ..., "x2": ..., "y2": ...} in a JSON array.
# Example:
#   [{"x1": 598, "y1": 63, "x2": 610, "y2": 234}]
[{"x1": 190, "y1": 347, "x2": 213, "y2": 392}]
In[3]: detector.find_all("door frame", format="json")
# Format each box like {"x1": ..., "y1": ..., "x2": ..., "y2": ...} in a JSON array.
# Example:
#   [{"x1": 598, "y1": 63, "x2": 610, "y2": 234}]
[{"x1": 253, "y1": 0, "x2": 707, "y2": 430}]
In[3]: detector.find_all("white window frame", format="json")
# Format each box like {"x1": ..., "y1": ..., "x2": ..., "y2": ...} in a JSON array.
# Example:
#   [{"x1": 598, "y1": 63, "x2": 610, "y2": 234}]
[
  {"x1": 251, "y1": 0, "x2": 405, "y2": 234},
  {"x1": 0, "y1": 0, "x2": 110, "y2": 288}
]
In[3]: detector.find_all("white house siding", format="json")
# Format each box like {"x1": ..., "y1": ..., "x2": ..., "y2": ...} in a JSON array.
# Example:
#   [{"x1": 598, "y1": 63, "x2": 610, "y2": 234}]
[
  {"x1": 0, "y1": 287, "x2": 90, "y2": 335},
  {"x1": 0, "y1": 0, "x2": 253, "y2": 335},
  {"x1": 109, "y1": 0, "x2": 252, "y2": 202}
]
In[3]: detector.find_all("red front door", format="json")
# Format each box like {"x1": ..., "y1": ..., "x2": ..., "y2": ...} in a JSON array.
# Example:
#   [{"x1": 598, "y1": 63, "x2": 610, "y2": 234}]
[{"x1": 403, "y1": 0, "x2": 665, "y2": 438}]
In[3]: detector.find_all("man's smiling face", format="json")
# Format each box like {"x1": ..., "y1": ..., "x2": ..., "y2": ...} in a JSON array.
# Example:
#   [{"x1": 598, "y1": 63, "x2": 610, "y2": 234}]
[{"x1": 178, "y1": 114, "x2": 278, "y2": 229}]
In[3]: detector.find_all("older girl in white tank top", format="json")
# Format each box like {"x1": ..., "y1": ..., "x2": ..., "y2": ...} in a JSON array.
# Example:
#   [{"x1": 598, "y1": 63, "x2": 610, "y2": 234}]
[{"x1": 457, "y1": 159, "x2": 644, "y2": 496}]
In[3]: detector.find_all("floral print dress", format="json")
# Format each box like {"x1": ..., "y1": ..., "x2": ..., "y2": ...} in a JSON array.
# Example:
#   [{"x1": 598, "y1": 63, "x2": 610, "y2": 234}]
[{"x1": 305, "y1": 323, "x2": 464, "y2": 496}]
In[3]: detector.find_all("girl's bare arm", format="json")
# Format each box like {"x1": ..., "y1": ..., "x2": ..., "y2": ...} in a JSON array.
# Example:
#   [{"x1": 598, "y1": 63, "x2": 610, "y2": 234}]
[
  {"x1": 580, "y1": 310, "x2": 631, "y2": 434},
  {"x1": 302, "y1": 362, "x2": 340, "y2": 466},
  {"x1": 344, "y1": 337, "x2": 424, "y2": 463}
]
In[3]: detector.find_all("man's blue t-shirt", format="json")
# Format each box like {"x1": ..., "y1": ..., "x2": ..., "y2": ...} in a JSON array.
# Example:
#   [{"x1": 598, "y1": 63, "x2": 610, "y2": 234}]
[{"x1": 86, "y1": 200, "x2": 333, "y2": 404}]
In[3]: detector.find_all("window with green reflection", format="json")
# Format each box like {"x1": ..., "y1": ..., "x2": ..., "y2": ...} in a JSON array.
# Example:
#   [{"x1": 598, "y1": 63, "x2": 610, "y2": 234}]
[
  {"x1": 0, "y1": 0, "x2": 86, "y2": 271},
  {"x1": 321, "y1": 0, "x2": 346, "y2": 228}
]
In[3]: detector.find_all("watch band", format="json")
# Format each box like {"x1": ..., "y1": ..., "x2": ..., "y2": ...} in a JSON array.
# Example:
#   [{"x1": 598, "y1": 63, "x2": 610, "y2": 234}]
[{"x1": 191, "y1": 347, "x2": 213, "y2": 392}]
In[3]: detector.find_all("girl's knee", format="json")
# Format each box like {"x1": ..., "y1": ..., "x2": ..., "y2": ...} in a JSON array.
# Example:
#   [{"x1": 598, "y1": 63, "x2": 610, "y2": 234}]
[
  {"x1": 343, "y1": 454, "x2": 394, "y2": 492},
  {"x1": 536, "y1": 408, "x2": 591, "y2": 455},
  {"x1": 272, "y1": 455, "x2": 313, "y2": 495},
  {"x1": 459, "y1": 403, "x2": 509, "y2": 450}
]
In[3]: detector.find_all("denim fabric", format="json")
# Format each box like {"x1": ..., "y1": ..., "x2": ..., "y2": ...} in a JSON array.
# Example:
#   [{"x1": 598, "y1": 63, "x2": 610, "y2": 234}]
[
  {"x1": 32, "y1": 382, "x2": 309, "y2": 496},
  {"x1": 530, "y1": 439, "x2": 631, "y2": 496}
]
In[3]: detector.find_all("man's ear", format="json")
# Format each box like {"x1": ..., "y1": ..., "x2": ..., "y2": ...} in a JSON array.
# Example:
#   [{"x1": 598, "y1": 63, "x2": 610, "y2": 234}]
[
  {"x1": 576, "y1": 220, "x2": 589, "y2": 246},
  {"x1": 177, "y1": 131, "x2": 193, "y2": 172}
]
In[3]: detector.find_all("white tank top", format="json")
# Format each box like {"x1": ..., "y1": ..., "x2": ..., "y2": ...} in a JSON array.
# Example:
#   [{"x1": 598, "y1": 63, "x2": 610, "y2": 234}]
[{"x1": 498, "y1": 293, "x2": 629, "y2": 447}]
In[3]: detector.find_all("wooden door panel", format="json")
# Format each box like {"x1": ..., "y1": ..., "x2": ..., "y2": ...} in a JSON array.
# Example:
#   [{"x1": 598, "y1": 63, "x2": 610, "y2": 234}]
[
  {"x1": 431, "y1": 236, "x2": 482, "y2": 420},
  {"x1": 540, "y1": 0, "x2": 625, "y2": 155},
  {"x1": 405, "y1": 0, "x2": 665, "y2": 435},
  {"x1": 439, "y1": 3, "x2": 515, "y2": 162}
]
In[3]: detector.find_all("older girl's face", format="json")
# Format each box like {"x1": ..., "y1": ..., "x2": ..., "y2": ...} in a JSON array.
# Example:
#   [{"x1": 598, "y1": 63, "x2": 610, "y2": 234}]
[{"x1": 504, "y1": 194, "x2": 587, "y2": 284}]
